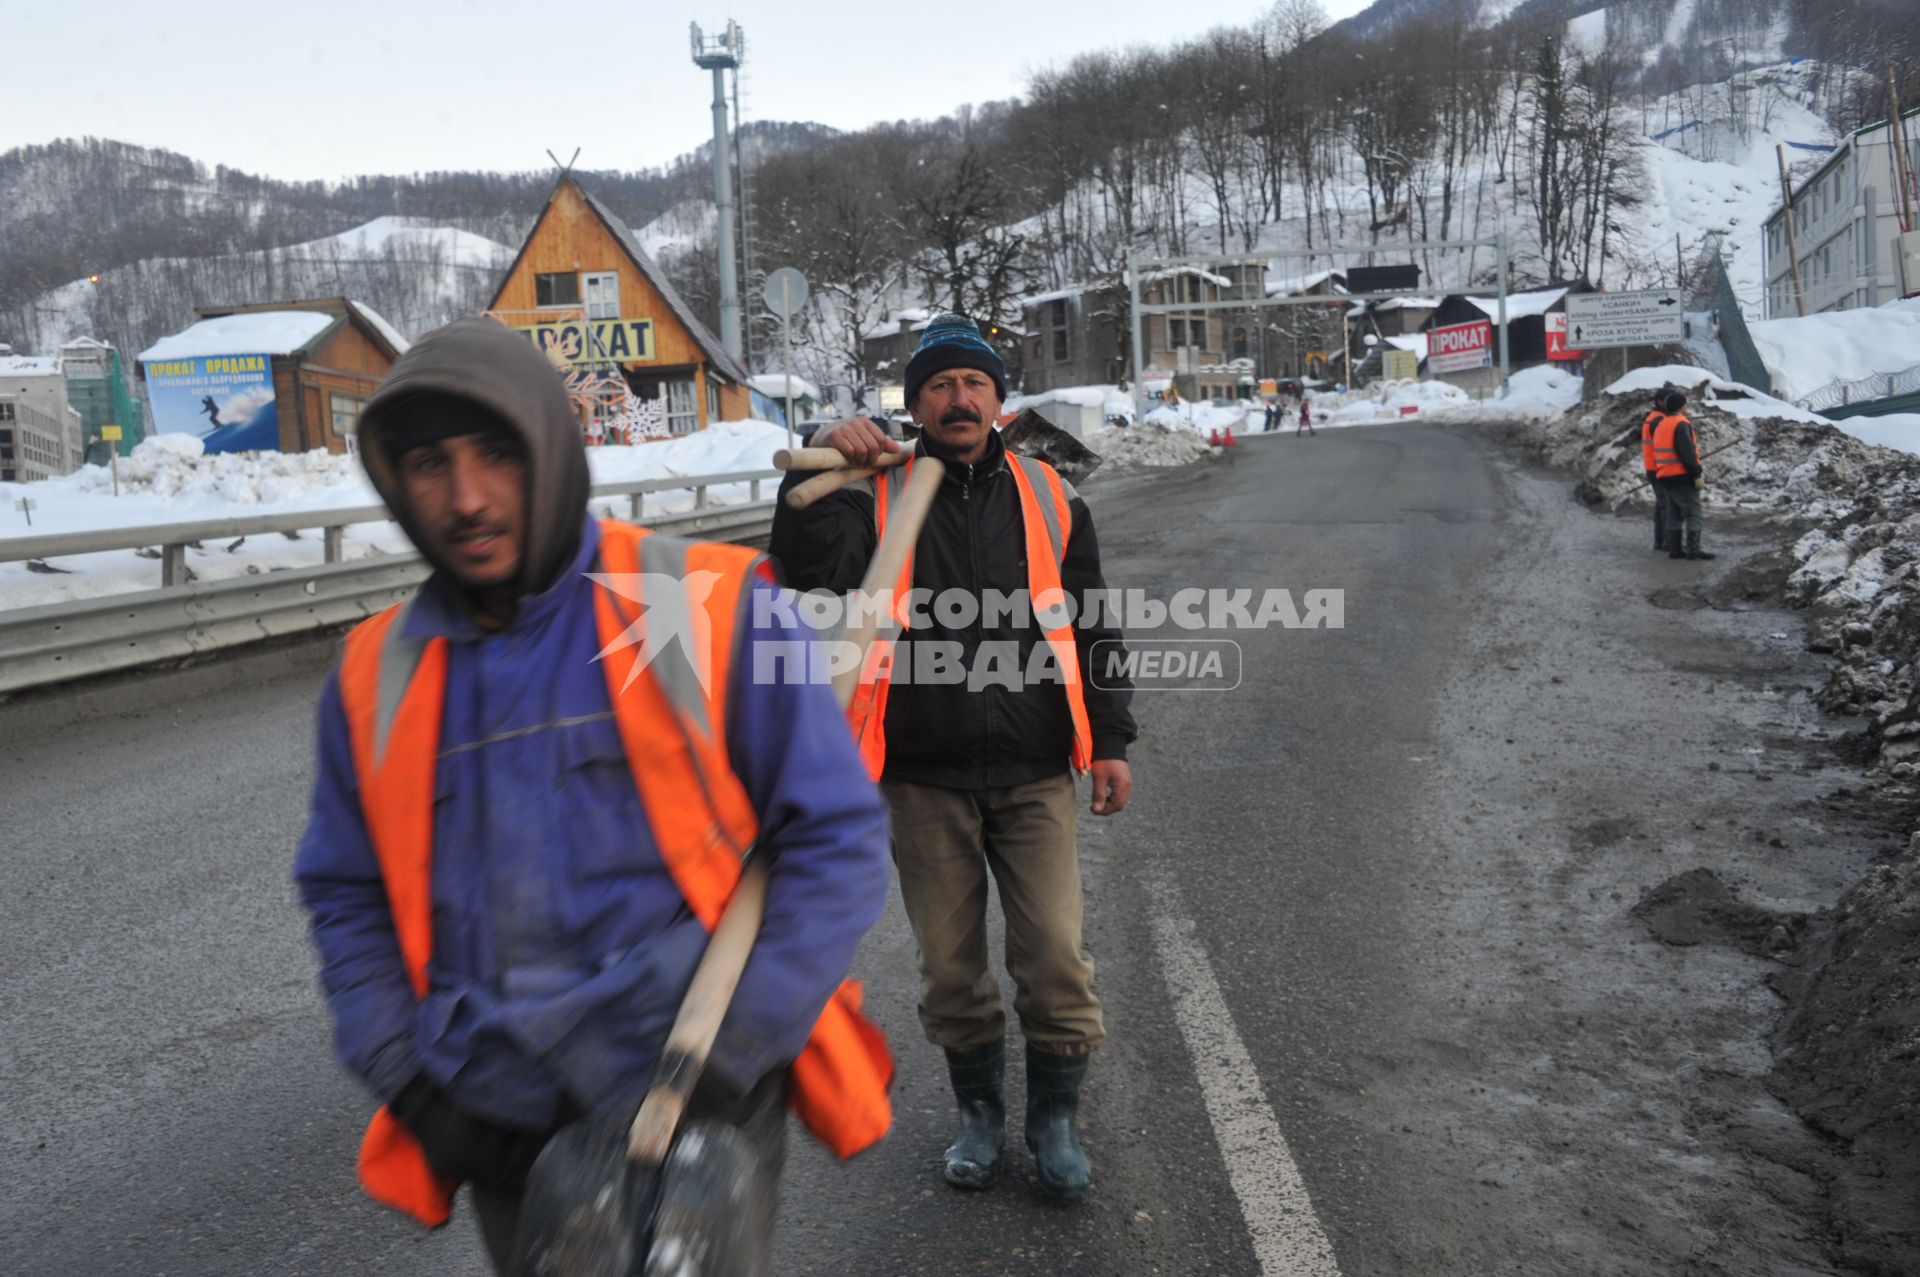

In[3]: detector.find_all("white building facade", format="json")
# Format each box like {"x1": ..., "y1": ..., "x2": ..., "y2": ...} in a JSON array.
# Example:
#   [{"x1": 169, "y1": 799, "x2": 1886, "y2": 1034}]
[
  {"x1": 1763, "y1": 106, "x2": 1920, "y2": 318},
  {"x1": 0, "y1": 351, "x2": 86, "y2": 481}
]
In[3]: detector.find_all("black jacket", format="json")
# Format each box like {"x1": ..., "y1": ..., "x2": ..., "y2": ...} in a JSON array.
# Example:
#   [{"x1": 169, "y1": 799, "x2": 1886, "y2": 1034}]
[{"x1": 769, "y1": 428, "x2": 1137, "y2": 791}]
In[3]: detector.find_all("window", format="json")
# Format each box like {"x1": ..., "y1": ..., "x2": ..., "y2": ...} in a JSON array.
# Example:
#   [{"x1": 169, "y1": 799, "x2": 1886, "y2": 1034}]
[
  {"x1": 0, "y1": 402, "x2": 14, "y2": 422},
  {"x1": 1232, "y1": 327, "x2": 1249, "y2": 359},
  {"x1": 584, "y1": 271, "x2": 620, "y2": 320},
  {"x1": 1049, "y1": 299, "x2": 1070, "y2": 364},
  {"x1": 706, "y1": 377, "x2": 721, "y2": 424},
  {"x1": 535, "y1": 272, "x2": 581, "y2": 307},
  {"x1": 330, "y1": 393, "x2": 365, "y2": 437},
  {"x1": 1168, "y1": 318, "x2": 1186, "y2": 347},
  {"x1": 665, "y1": 379, "x2": 698, "y2": 435}
]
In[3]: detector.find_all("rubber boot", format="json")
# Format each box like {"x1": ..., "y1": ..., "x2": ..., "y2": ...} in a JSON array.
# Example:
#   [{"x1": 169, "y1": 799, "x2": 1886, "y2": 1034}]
[
  {"x1": 1024, "y1": 1045, "x2": 1092, "y2": 1198},
  {"x1": 1666, "y1": 527, "x2": 1687, "y2": 560},
  {"x1": 942, "y1": 1041, "x2": 1006, "y2": 1189},
  {"x1": 1686, "y1": 531, "x2": 1716, "y2": 560}
]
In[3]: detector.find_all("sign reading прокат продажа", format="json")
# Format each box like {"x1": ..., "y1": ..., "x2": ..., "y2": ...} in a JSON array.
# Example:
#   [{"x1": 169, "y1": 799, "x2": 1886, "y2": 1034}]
[{"x1": 144, "y1": 353, "x2": 279, "y2": 453}]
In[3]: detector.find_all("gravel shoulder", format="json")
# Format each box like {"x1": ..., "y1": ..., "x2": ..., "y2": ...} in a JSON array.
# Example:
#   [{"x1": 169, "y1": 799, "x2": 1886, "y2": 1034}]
[{"x1": 1348, "y1": 428, "x2": 1915, "y2": 1276}]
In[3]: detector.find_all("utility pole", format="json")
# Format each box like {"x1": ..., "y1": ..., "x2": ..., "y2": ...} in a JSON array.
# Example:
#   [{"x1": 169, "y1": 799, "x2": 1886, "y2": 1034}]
[
  {"x1": 691, "y1": 21, "x2": 746, "y2": 361},
  {"x1": 1776, "y1": 144, "x2": 1808, "y2": 317}
]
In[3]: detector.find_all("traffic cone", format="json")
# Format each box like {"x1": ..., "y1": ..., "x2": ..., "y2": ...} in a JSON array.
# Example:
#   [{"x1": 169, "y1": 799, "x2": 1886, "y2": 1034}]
[
  {"x1": 1208, "y1": 428, "x2": 1222, "y2": 447},
  {"x1": 1222, "y1": 426, "x2": 1237, "y2": 447}
]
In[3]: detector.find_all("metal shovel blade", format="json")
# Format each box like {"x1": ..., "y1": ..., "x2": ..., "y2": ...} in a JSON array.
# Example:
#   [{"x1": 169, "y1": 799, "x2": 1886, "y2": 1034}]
[
  {"x1": 1001, "y1": 409, "x2": 1104, "y2": 484},
  {"x1": 513, "y1": 1119, "x2": 659, "y2": 1277}
]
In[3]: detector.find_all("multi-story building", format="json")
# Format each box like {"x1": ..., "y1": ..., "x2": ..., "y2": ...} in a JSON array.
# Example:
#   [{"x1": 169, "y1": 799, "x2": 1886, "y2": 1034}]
[
  {"x1": 0, "y1": 350, "x2": 85, "y2": 480},
  {"x1": 1139, "y1": 263, "x2": 1269, "y2": 402},
  {"x1": 1762, "y1": 105, "x2": 1920, "y2": 317},
  {"x1": 61, "y1": 336, "x2": 146, "y2": 460}
]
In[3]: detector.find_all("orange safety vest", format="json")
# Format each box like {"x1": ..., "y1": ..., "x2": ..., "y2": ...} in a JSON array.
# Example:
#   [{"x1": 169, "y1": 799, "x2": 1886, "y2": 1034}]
[
  {"x1": 843, "y1": 451, "x2": 1095, "y2": 782},
  {"x1": 1651, "y1": 413, "x2": 1690, "y2": 479},
  {"x1": 1639, "y1": 409, "x2": 1662, "y2": 471},
  {"x1": 336, "y1": 518, "x2": 893, "y2": 1227}
]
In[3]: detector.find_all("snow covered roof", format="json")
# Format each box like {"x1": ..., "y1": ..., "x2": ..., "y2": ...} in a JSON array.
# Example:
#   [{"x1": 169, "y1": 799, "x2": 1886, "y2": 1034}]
[
  {"x1": 1140, "y1": 266, "x2": 1234, "y2": 290},
  {"x1": 1384, "y1": 334, "x2": 1429, "y2": 361},
  {"x1": 348, "y1": 302, "x2": 411, "y2": 356},
  {"x1": 140, "y1": 311, "x2": 335, "y2": 362},
  {"x1": 60, "y1": 336, "x2": 112, "y2": 351},
  {"x1": 0, "y1": 355, "x2": 62, "y2": 378},
  {"x1": 1465, "y1": 287, "x2": 1569, "y2": 322},
  {"x1": 865, "y1": 309, "x2": 933, "y2": 340},
  {"x1": 749, "y1": 373, "x2": 822, "y2": 402},
  {"x1": 1267, "y1": 269, "x2": 1347, "y2": 297}
]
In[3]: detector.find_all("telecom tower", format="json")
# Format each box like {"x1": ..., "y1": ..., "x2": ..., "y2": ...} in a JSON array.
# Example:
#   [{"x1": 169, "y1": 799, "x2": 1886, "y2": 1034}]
[{"x1": 690, "y1": 20, "x2": 745, "y2": 362}]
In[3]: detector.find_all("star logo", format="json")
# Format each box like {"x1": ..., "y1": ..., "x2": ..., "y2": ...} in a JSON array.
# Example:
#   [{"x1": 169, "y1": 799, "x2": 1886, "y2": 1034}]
[{"x1": 587, "y1": 570, "x2": 726, "y2": 695}]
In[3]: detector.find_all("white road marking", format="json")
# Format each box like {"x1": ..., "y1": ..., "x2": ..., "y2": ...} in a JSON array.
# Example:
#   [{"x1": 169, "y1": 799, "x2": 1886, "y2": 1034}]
[{"x1": 1145, "y1": 866, "x2": 1343, "y2": 1276}]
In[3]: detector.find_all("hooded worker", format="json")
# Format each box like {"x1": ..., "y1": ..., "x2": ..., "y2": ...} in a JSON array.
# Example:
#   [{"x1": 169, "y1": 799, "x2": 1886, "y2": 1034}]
[{"x1": 294, "y1": 317, "x2": 894, "y2": 1274}]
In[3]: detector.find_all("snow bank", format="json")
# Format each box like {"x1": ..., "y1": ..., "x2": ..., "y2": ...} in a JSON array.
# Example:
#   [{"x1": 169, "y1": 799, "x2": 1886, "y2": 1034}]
[
  {"x1": 1085, "y1": 422, "x2": 1215, "y2": 470},
  {"x1": 1747, "y1": 299, "x2": 1920, "y2": 404}
]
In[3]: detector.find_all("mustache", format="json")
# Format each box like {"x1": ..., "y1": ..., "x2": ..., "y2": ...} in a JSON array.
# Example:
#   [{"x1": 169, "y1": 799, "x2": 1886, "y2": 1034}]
[
  {"x1": 939, "y1": 406, "x2": 982, "y2": 426},
  {"x1": 445, "y1": 514, "x2": 509, "y2": 540}
]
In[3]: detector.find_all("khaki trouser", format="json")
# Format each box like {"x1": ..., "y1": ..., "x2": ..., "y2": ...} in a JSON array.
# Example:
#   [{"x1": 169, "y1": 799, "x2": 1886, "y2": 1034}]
[{"x1": 883, "y1": 774, "x2": 1105, "y2": 1053}]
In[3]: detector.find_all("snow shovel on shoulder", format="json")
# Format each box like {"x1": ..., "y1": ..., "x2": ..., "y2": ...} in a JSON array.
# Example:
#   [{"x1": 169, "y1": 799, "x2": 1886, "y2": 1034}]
[{"x1": 509, "y1": 458, "x2": 946, "y2": 1277}]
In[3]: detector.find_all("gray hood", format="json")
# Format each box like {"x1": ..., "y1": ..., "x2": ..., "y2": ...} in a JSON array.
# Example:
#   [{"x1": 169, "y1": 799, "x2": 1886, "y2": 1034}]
[{"x1": 357, "y1": 317, "x2": 590, "y2": 597}]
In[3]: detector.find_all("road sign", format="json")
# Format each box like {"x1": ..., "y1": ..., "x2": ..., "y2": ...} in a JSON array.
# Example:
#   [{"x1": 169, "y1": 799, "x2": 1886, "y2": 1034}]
[
  {"x1": 763, "y1": 267, "x2": 809, "y2": 319},
  {"x1": 1347, "y1": 264, "x2": 1421, "y2": 293},
  {"x1": 100, "y1": 425, "x2": 123, "y2": 441},
  {"x1": 14, "y1": 497, "x2": 36, "y2": 526},
  {"x1": 1544, "y1": 314, "x2": 1582, "y2": 361},
  {"x1": 1564, "y1": 289, "x2": 1685, "y2": 349},
  {"x1": 1428, "y1": 319, "x2": 1493, "y2": 374}
]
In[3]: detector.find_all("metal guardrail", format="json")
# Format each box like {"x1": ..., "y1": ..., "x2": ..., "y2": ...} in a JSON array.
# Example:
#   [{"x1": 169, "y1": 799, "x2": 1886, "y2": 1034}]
[
  {"x1": 0, "y1": 468, "x2": 777, "y2": 586},
  {"x1": 0, "y1": 471, "x2": 781, "y2": 696}
]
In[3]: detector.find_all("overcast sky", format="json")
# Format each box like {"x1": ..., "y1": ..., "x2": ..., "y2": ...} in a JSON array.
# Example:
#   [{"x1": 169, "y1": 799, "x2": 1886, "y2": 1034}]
[{"x1": 7, "y1": 0, "x2": 1374, "y2": 182}]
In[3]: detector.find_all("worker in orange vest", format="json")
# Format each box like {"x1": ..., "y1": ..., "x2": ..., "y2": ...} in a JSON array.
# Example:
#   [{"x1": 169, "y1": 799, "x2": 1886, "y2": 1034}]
[
  {"x1": 1650, "y1": 387, "x2": 1716, "y2": 561},
  {"x1": 1640, "y1": 384, "x2": 1675, "y2": 551},
  {"x1": 292, "y1": 318, "x2": 893, "y2": 1274},
  {"x1": 769, "y1": 314, "x2": 1137, "y2": 1199}
]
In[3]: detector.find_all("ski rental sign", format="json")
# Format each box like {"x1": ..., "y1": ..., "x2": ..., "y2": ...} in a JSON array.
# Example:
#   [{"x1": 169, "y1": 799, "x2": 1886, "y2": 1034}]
[{"x1": 1427, "y1": 319, "x2": 1493, "y2": 374}]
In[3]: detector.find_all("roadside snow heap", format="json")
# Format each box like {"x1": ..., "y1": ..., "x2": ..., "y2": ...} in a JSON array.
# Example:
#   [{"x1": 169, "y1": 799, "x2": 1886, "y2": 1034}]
[
  {"x1": 1517, "y1": 365, "x2": 1920, "y2": 775},
  {"x1": 69, "y1": 432, "x2": 371, "y2": 506},
  {"x1": 1086, "y1": 421, "x2": 1216, "y2": 470}
]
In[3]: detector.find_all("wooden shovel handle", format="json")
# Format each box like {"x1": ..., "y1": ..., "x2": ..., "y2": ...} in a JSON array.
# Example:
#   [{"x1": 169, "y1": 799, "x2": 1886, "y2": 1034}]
[
  {"x1": 786, "y1": 466, "x2": 879, "y2": 510},
  {"x1": 625, "y1": 856, "x2": 772, "y2": 1165},
  {"x1": 774, "y1": 447, "x2": 910, "y2": 471},
  {"x1": 832, "y1": 458, "x2": 944, "y2": 711}
]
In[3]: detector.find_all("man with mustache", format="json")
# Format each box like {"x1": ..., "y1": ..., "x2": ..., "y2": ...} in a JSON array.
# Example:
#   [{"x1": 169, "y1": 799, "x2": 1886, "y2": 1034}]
[{"x1": 770, "y1": 312, "x2": 1137, "y2": 1199}]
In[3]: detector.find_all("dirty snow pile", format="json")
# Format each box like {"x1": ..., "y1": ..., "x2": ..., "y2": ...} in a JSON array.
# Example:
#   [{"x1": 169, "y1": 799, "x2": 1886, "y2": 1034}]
[
  {"x1": 1521, "y1": 366, "x2": 1920, "y2": 524},
  {"x1": 1084, "y1": 421, "x2": 1216, "y2": 470}
]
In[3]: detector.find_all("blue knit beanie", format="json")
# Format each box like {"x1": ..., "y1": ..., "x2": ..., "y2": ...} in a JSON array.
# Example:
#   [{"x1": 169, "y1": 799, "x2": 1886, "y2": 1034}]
[{"x1": 904, "y1": 313, "x2": 1007, "y2": 405}]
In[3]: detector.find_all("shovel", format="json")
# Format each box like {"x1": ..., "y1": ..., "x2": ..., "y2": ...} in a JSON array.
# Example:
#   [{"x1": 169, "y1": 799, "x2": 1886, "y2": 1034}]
[
  {"x1": 510, "y1": 457, "x2": 947, "y2": 1277},
  {"x1": 774, "y1": 409, "x2": 1103, "y2": 509},
  {"x1": 1606, "y1": 437, "x2": 1743, "y2": 512}
]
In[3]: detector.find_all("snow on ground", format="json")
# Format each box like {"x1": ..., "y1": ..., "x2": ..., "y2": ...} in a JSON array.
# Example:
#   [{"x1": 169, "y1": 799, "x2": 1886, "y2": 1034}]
[
  {"x1": 1831, "y1": 414, "x2": 1920, "y2": 456},
  {"x1": 1603, "y1": 363, "x2": 1833, "y2": 425},
  {"x1": 0, "y1": 421, "x2": 790, "y2": 610},
  {"x1": 1747, "y1": 298, "x2": 1920, "y2": 403}
]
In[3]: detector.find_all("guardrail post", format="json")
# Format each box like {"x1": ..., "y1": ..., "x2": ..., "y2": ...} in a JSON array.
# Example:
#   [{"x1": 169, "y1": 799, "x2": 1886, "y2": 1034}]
[
  {"x1": 695, "y1": 483, "x2": 710, "y2": 510},
  {"x1": 324, "y1": 526, "x2": 344, "y2": 564},
  {"x1": 630, "y1": 492, "x2": 644, "y2": 520},
  {"x1": 162, "y1": 543, "x2": 186, "y2": 588},
  {"x1": 750, "y1": 478, "x2": 762, "y2": 501}
]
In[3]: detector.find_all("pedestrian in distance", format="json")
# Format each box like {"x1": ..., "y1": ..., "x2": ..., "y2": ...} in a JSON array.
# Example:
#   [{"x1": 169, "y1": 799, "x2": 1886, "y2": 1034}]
[
  {"x1": 1649, "y1": 386, "x2": 1716, "y2": 561},
  {"x1": 293, "y1": 317, "x2": 894, "y2": 1275},
  {"x1": 1298, "y1": 398, "x2": 1315, "y2": 436},
  {"x1": 1263, "y1": 398, "x2": 1280, "y2": 432},
  {"x1": 769, "y1": 312, "x2": 1139, "y2": 1200},
  {"x1": 1641, "y1": 384, "x2": 1674, "y2": 552}
]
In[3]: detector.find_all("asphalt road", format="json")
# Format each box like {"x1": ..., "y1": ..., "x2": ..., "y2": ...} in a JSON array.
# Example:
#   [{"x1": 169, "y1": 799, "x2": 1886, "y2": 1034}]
[{"x1": 1, "y1": 423, "x2": 1857, "y2": 1275}]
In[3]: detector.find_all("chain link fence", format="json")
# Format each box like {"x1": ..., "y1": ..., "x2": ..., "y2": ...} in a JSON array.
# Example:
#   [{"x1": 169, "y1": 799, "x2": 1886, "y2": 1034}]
[{"x1": 1690, "y1": 240, "x2": 1774, "y2": 396}]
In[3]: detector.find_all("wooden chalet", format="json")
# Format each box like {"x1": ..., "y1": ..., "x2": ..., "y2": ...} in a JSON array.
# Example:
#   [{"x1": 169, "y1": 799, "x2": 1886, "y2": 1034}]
[{"x1": 488, "y1": 176, "x2": 750, "y2": 436}]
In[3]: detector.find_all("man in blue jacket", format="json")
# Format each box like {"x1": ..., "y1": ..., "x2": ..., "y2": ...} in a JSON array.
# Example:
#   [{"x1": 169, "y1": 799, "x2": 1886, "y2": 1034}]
[{"x1": 294, "y1": 318, "x2": 890, "y2": 1273}]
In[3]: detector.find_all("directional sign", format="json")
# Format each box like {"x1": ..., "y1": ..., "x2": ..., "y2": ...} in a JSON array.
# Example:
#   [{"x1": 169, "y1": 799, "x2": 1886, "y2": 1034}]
[
  {"x1": 763, "y1": 267, "x2": 809, "y2": 320},
  {"x1": 1564, "y1": 289, "x2": 1685, "y2": 350}
]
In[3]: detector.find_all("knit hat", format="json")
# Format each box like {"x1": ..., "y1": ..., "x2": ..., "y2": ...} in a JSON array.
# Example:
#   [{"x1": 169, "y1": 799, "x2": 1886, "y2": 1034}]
[{"x1": 904, "y1": 313, "x2": 1008, "y2": 405}]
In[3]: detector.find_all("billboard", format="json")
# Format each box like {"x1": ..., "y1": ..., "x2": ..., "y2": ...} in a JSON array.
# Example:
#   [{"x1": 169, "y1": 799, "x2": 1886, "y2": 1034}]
[
  {"x1": 143, "y1": 354, "x2": 280, "y2": 453},
  {"x1": 1427, "y1": 320, "x2": 1493, "y2": 374},
  {"x1": 1544, "y1": 313, "x2": 1583, "y2": 361},
  {"x1": 1380, "y1": 349, "x2": 1420, "y2": 381}
]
